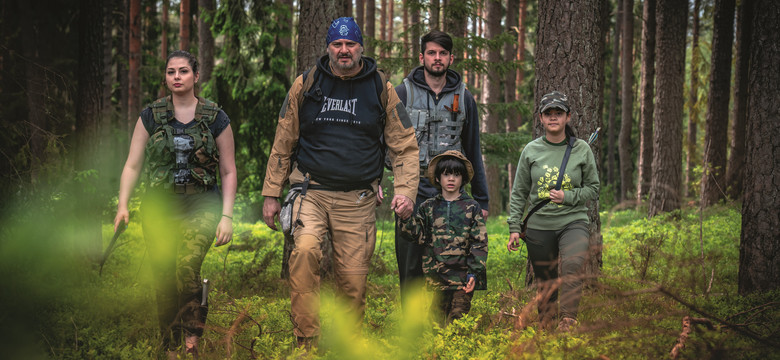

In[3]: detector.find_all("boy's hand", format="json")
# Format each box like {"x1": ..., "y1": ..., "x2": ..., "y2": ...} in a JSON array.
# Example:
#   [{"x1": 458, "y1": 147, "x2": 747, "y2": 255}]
[{"x1": 464, "y1": 276, "x2": 476, "y2": 293}]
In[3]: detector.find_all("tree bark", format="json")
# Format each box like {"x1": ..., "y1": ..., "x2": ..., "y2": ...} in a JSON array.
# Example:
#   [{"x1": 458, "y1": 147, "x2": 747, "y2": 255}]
[
  {"x1": 279, "y1": 0, "x2": 294, "y2": 80},
  {"x1": 159, "y1": 0, "x2": 170, "y2": 98},
  {"x1": 481, "y1": 0, "x2": 503, "y2": 217},
  {"x1": 700, "y1": 0, "x2": 736, "y2": 207},
  {"x1": 430, "y1": 0, "x2": 440, "y2": 30},
  {"x1": 725, "y1": 0, "x2": 752, "y2": 201},
  {"x1": 19, "y1": 0, "x2": 46, "y2": 185},
  {"x1": 637, "y1": 0, "x2": 655, "y2": 202},
  {"x1": 685, "y1": 0, "x2": 701, "y2": 198},
  {"x1": 388, "y1": 0, "x2": 394, "y2": 54},
  {"x1": 738, "y1": 0, "x2": 779, "y2": 295},
  {"x1": 365, "y1": 0, "x2": 376, "y2": 56},
  {"x1": 607, "y1": 0, "x2": 620, "y2": 191},
  {"x1": 380, "y1": 0, "x2": 387, "y2": 58},
  {"x1": 76, "y1": 0, "x2": 105, "y2": 257},
  {"x1": 179, "y1": 0, "x2": 191, "y2": 51},
  {"x1": 648, "y1": 0, "x2": 687, "y2": 217},
  {"x1": 128, "y1": 0, "x2": 141, "y2": 130},
  {"x1": 197, "y1": 0, "x2": 216, "y2": 85},
  {"x1": 535, "y1": 0, "x2": 606, "y2": 276},
  {"x1": 357, "y1": 0, "x2": 365, "y2": 31},
  {"x1": 618, "y1": 0, "x2": 634, "y2": 202}
]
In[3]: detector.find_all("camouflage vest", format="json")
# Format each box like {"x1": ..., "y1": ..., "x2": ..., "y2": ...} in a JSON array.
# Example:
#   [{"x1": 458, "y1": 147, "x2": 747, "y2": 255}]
[
  {"x1": 403, "y1": 78, "x2": 466, "y2": 175},
  {"x1": 144, "y1": 96, "x2": 221, "y2": 190}
]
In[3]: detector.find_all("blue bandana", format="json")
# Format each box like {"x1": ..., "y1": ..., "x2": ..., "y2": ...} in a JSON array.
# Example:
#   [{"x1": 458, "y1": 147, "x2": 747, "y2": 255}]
[{"x1": 326, "y1": 17, "x2": 363, "y2": 46}]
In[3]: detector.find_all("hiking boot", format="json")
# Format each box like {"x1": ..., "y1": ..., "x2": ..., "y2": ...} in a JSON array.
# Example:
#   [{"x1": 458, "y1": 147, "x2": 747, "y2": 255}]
[
  {"x1": 296, "y1": 336, "x2": 319, "y2": 351},
  {"x1": 557, "y1": 317, "x2": 578, "y2": 332}
]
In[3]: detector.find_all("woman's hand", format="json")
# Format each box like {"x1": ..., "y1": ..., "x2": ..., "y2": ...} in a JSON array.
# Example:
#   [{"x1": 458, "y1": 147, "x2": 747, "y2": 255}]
[
  {"x1": 215, "y1": 216, "x2": 233, "y2": 246},
  {"x1": 114, "y1": 207, "x2": 129, "y2": 232},
  {"x1": 507, "y1": 232, "x2": 522, "y2": 251},
  {"x1": 549, "y1": 189, "x2": 565, "y2": 204}
]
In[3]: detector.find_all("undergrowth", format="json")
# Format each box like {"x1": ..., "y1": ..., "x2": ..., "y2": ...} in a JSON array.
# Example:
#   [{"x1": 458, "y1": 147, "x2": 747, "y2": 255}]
[{"x1": 1, "y1": 201, "x2": 778, "y2": 359}]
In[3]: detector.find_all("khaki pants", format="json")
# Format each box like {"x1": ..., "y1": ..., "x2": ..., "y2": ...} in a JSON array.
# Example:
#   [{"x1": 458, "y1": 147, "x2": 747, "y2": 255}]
[{"x1": 288, "y1": 185, "x2": 377, "y2": 337}]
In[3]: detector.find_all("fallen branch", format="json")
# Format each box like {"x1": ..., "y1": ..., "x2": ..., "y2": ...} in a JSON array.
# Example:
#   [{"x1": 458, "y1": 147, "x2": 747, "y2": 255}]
[{"x1": 670, "y1": 316, "x2": 715, "y2": 359}]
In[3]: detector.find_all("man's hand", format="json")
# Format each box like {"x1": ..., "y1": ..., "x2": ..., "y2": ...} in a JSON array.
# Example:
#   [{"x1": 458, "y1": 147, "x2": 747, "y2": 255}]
[
  {"x1": 507, "y1": 232, "x2": 522, "y2": 251},
  {"x1": 481, "y1": 209, "x2": 489, "y2": 221},
  {"x1": 262, "y1": 196, "x2": 281, "y2": 231},
  {"x1": 391, "y1": 194, "x2": 414, "y2": 219},
  {"x1": 376, "y1": 186, "x2": 384, "y2": 207}
]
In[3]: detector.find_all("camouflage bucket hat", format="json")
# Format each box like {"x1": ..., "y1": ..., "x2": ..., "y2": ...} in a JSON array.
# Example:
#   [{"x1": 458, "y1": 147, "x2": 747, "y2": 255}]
[
  {"x1": 427, "y1": 150, "x2": 474, "y2": 189},
  {"x1": 539, "y1": 91, "x2": 570, "y2": 114}
]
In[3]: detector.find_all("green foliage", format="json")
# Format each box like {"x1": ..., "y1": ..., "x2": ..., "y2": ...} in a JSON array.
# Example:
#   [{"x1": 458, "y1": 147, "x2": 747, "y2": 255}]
[{"x1": 210, "y1": 0, "x2": 293, "y2": 222}]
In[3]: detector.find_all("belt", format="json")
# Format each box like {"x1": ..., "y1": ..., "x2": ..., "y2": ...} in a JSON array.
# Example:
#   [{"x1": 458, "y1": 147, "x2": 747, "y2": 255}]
[{"x1": 173, "y1": 183, "x2": 208, "y2": 194}]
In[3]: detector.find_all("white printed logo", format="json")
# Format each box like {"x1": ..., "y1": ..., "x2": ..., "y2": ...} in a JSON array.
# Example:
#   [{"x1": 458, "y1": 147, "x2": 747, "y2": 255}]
[{"x1": 339, "y1": 25, "x2": 349, "y2": 36}]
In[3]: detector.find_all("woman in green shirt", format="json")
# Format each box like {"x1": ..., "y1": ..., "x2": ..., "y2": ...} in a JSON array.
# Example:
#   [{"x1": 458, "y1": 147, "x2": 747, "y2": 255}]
[{"x1": 506, "y1": 91, "x2": 599, "y2": 332}]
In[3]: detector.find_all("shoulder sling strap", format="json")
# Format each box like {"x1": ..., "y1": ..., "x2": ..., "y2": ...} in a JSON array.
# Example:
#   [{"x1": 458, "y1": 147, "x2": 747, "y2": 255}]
[{"x1": 519, "y1": 136, "x2": 576, "y2": 239}]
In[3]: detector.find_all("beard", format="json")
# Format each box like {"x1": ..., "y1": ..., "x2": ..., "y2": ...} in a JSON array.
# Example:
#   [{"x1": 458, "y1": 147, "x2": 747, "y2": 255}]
[{"x1": 424, "y1": 62, "x2": 448, "y2": 77}]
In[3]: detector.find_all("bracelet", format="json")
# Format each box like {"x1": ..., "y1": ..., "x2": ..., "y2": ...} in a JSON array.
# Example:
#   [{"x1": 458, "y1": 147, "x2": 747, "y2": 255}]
[{"x1": 222, "y1": 214, "x2": 233, "y2": 220}]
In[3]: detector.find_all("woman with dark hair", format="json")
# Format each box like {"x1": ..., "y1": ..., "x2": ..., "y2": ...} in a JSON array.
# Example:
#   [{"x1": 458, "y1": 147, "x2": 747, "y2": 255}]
[
  {"x1": 113, "y1": 50, "x2": 236, "y2": 357},
  {"x1": 506, "y1": 91, "x2": 599, "y2": 332}
]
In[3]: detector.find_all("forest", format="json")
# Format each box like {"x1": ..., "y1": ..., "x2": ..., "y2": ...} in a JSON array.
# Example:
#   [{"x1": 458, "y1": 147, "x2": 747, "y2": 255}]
[{"x1": 0, "y1": 0, "x2": 778, "y2": 359}]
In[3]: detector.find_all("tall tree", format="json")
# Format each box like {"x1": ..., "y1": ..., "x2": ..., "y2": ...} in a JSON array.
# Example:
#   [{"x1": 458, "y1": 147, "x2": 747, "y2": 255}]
[
  {"x1": 504, "y1": 0, "x2": 519, "y2": 131},
  {"x1": 159, "y1": 0, "x2": 170, "y2": 98},
  {"x1": 198, "y1": 0, "x2": 216, "y2": 85},
  {"x1": 430, "y1": 0, "x2": 440, "y2": 30},
  {"x1": 637, "y1": 0, "x2": 656, "y2": 202},
  {"x1": 481, "y1": 0, "x2": 502, "y2": 216},
  {"x1": 685, "y1": 0, "x2": 701, "y2": 198},
  {"x1": 410, "y1": 1, "x2": 421, "y2": 65},
  {"x1": 388, "y1": 0, "x2": 394, "y2": 53},
  {"x1": 739, "y1": 0, "x2": 779, "y2": 294},
  {"x1": 365, "y1": 0, "x2": 376, "y2": 56},
  {"x1": 18, "y1": 0, "x2": 46, "y2": 184},
  {"x1": 180, "y1": 0, "x2": 191, "y2": 51},
  {"x1": 536, "y1": 0, "x2": 606, "y2": 275},
  {"x1": 117, "y1": 0, "x2": 130, "y2": 136},
  {"x1": 296, "y1": 0, "x2": 342, "y2": 74},
  {"x1": 648, "y1": 0, "x2": 687, "y2": 217},
  {"x1": 606, "y1": 0, "x2": 620, "y2": 190},
  {"x1": 701, "y1": 0, "x2": 736, "y2": 207},
  {"x1": 380, "y1": 0, "x2": 387, "y2": 58},
  {"x1": 618, "y1": 0, "x2": 634, "y2": 202},
  {"x1": 356, "y1": 0, "x2": 365, "y2": 30},
  {"x1": 76, "y1": 0, "x2": 105, "y2": 256},
  {"x1": 443, "y1": 0, "x2": 468, "y2": 38},
  {"x1": 128, "y1": 0, "x2": 141, "y2": 130},
  {"x1": 725, "y1": 0, "x2": 752, "y2": 200}
]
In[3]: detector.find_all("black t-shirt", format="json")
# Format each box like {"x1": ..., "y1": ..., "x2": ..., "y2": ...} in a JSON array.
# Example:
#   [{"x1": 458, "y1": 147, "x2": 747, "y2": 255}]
[{"x1": 140, "y1": 107, "x2": 231, "y2": 137}]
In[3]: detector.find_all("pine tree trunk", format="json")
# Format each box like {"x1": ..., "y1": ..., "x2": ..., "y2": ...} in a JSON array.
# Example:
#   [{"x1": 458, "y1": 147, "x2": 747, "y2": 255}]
[
  {"x1": 618, "y1": 0, "x2": 634, "y2": 202},
  {"x1": 738, "y1": 0, "x2": 779, "y2": 295},
  {"x1": 725, "y1": 0, "x2": 752, "y2": 201},
  {"x1": 430, "y1": 0, "x2": 440, "y2": 30},
  {"x1": 19, "y1": 0, "x2": 46, "y2": 185},
  {"x1": 357, "y1": 0, "x2": 365, "y2": 31},
  {"x1": 197, "y1": 0, "x2": 216, "y2": 85},
  {"x1": 607, "y1": 0, "x2": 620, "y2": 191},
  {"x1": 637, "y1": 0, "x2": 656, "y2": 202},
  {"x1": 388, "y1": 0, "x2": 394, "y2": 53},
  {"x1": 685, "y1": 0, "x2": 701, "y2": 198},
  {"x1": 481, "y1": 0, "x2": 502, "y2": 217},
  {"x1": 380, "y1": 0, "x2": 387, "y2": 58},
  {"x1": 128, "y1": 0, "x2": 141, "y2": 129},
  {"x1": 159, "y1": 0, "x2": 169, "y2": 98},
  {"x1": 648, "y1": 0, "x2": 687, "y2": 217},
  {"x1": 76, "y1": 0, "x2": 105, "y2": 258},
  {"x1": 365, "y1": 0, "x2": 376, "y2": 56},
  {"x1": 179, "y1": 0, "x2": 191, "y2": 51},
  {"x1": 535, "y1": 0, "x2": 606, "y2": 276},
  {"x1": 701, "y1": 0, "x2": 735, "y2": 207}
]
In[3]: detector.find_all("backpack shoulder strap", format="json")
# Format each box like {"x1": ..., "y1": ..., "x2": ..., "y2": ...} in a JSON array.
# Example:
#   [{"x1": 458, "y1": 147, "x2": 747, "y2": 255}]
[
  {"x1": 402, "y1": 77, "x2": 413, "y2": 106},
  {"x1": 150, "y1": 96, "x2": 172, "y2": 125},
  {"x1": 296, "y1": 65, "x2": 319, "y2": 110},
  {"x1": 196, "y1": 97, "x2": 220, "y2": 125},
  {"x1": 376, "y1": 68, "x2": 389, "y2": 108}
]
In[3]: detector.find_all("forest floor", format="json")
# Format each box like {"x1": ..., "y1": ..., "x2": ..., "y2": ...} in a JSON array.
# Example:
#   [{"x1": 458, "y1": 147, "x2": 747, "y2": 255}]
[{"x1": 3, "y1": 202, "x2": 779, "y2": 359}]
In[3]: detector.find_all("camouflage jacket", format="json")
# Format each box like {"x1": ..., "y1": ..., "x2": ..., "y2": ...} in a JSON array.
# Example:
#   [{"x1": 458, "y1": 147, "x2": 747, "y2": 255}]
[{"x1": 399, "y1": 192, "x2": 488, "y2": 291}]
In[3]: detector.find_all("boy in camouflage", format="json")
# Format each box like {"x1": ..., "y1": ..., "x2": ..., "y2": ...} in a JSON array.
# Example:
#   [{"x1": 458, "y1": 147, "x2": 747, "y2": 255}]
[{"x1": 398, "y1": 150, "x2": 488, "y2": 324}]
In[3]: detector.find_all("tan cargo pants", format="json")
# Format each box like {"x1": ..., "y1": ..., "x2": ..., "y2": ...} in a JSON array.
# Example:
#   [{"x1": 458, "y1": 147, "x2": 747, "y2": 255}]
[{"x1": 288, "y1": 181, "x2": 377, "y2": 338}]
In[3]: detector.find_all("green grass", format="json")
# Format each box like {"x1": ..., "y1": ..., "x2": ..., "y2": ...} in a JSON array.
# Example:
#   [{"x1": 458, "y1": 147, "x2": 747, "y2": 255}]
[{"x1": 2, "y1": 202, "x2": 778, "y2": 359}]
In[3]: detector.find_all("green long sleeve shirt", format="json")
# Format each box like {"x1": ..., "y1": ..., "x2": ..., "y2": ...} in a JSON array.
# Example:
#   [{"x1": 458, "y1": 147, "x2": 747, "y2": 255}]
[{"x1": 507, "y1": 137, "x2": 600, "y2": 233}]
